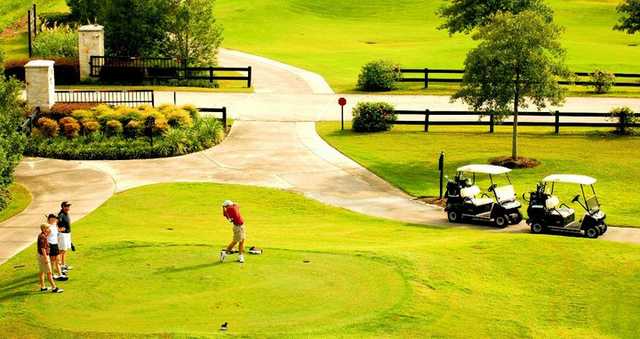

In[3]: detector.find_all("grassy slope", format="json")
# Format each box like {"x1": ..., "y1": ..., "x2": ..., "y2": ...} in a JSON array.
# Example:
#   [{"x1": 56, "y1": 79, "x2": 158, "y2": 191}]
[
  {"x1": 0, "y1": 183, "x2": 31, "y2": 223},
  {"x1": 0, "y1": 183, "x2": 638, "y2": 338},
  {"x1": 216, "y1": 0, "x2": 640, "y2": 92},
  {"x1": 0, "y1": 0, "x2": 67, "y2": 30},
  {"x1": 318, "y1": 123, "x2": 640, "y2": 227}
]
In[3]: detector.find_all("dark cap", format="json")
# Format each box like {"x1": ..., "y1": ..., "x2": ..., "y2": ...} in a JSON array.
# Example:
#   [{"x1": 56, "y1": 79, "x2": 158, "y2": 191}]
[
  {"x1": 61, "y1": 201, "x2": 71, "y2": 208},
  {"x1": 47, "y1": 213, "x2": 58, "y2": 219}
]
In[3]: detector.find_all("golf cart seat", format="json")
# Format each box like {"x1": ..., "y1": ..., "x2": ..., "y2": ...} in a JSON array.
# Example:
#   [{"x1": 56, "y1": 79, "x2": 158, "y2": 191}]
[
  {"x1": 545, "y1": 196, "x2": 575, "y2": 219},
  {"x1": 460, "y1": 185, "x2": 493, "y2": 207},
  {"x1": 494, "y1": 185, "x2": 521, "y2": 209}
]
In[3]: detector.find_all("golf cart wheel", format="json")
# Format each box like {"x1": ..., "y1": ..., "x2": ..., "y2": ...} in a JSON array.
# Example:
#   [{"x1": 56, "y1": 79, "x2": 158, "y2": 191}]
[
  {"x1": 494, "y1": 215, "x2": 508, "y2": 228},
  {"x1": 585, "y1": 227, "x2": 599, "y2": 239},
  {"x1": 531, "y1": 223, "x2": 545, "y2": 234},
  {"x1": 511, "y1": 213, "x2": 523, "y2": 225},
  {"x1": 447, "y1": 210, "x2": 461, "y2": 223},
  {"x1": 600, "y1": 224, "x2": 608, "y2": 235}
]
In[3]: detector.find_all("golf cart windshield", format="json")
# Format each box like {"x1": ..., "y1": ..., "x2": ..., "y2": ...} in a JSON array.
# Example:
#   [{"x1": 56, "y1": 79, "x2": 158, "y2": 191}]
[{"x1": 586, "y1": 196, "x2": 600, "y2": 213}]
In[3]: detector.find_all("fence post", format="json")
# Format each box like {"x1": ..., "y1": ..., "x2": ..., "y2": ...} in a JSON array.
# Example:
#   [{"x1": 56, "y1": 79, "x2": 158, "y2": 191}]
[
  {"x1": 33, "y1": 4, "x2": 37, "y2": 38},
  {"x1": 247, "y1": 66, "x2": 252, "y2": 88},
  {"x1": 209, "y1": 67, "x2": 213, "y2": 83},
  {"x1": 424, "y1": 109, "x2": 430, "y2": 132},
  {"x1": 151, "y1": 91, "x2": 155, "y2": 107},
  {"x1": 489, "y1": 113, "x2": 495, "y2": 133},
  {"x1": 554, "y1": 110, "x2": 560, "y2": 135},
  {"x1": 222, "y1": 107, "x2": 228, "y2": 131},
  {"x1": 27, "y1": 10, "x2": 32, "y2": 58},
  {"x1": 424, "y1": 68, "x2": 429, "y2": 89}
]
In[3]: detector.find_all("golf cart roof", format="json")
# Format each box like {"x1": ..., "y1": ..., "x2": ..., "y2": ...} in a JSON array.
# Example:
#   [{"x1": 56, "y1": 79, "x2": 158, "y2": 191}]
[
  {"x1": 457, "y1": 164, "x2": 512, "y2": 175},
  {"x1": 542, "y1": 174, "x2": 596, "y2": 185}
]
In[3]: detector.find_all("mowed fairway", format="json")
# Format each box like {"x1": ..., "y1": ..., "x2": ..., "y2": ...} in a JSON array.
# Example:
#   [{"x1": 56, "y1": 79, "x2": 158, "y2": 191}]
[
  {"x1": 216, "y1": 0, "x2": 640, "y2": 92},
  {"x1": 1, "y1": 183, "x2": 639, "y2": 337},
  {"x1": 317, "y1": 123, "x2": 640, "y2": 227}
]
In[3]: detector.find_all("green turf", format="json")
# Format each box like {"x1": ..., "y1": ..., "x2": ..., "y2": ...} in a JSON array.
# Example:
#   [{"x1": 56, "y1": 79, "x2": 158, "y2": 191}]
[
  {"x1": 0, "y1": 183, "x2": 639, "y2": 337},
  {"x1": 317, "y1": 122, "x2": 640, "y2": 227},
  {"x1": 0, "y1": 0, "x2": 67, "y2": 31},
  {"x1": 0, "y1": 183, "x2": 31, "y2": 223},
  {"x1": 216, "y1": 0, "x2": 640, "y2": 93}
]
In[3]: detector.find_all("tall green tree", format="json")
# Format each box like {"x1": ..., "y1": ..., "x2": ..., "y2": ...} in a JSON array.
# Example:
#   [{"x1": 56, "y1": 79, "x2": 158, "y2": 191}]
[
  {"x1": 166, "y1": 0, "x2": 223, "y2": 66},
  {"x1": 102, "y1": 0, "x2": 173, "y2": 57},
  {"x1": 614, "y1": 0, "x2": 640, "y2": 35},
  {"x1": 66, "y1": 0, "x2": 103, "y2": 23},
  {"x1": 437, "y1": 0, "x2": 553, "y2": 35},
  {"x1": 0, "y1": 52, "x2": 27, "y2": 211},
  {"x1": 452, "y1": 11, "x2": 570, "y2": 160}
]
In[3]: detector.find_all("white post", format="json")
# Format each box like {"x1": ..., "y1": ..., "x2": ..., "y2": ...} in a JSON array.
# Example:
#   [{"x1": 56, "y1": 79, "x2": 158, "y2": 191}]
[
  {"x1": 24, "y1": 60, "x2": 56, "y2": 112},
  {"x1": 78, "y1": 24, "x2": 104, "y2": 80}
]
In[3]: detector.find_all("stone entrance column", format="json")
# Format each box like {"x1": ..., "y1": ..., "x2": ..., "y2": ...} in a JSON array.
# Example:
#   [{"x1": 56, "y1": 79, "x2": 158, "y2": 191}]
[
  {"x1": 78, "y1": 24, "x2": 104, "y2": 80},
  {"x1": 24, "y1": 60, "x2": 56, "y2": 112}
]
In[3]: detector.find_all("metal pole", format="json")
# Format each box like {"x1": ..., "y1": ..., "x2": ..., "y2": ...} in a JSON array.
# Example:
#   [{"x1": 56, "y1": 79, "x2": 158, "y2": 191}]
[
  {"x1": 173, "y1": 91, "x2": 177, "y2": 105},
  {"x1": 341, "y1": 106, "x2": 344, "y2": 131},
  {"x1": 27, "y1": 10, "x2": 32, "y2": 58},
  {"x1": 439, "y1": 151, "x2": 445, "y2": 199},
  {"x1": 33, "y1": 4, "x2": 37, "y2": 38}
]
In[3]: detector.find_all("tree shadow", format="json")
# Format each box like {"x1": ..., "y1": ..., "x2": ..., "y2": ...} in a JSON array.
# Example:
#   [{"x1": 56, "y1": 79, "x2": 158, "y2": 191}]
[{"x1": 155, "y1": 261, "x2": 223, "y2": 275}]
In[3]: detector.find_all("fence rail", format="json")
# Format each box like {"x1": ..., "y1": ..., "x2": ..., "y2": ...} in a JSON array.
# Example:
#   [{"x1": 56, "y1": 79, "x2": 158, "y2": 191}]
[
  {"x1": 55, "y1": 90, "x2": 155, "y2": 107},
  {"x1": 89, "y1": 56, "x2": 252, "y2": 87},
  {"x1": 398, "y1": 68, "x2": 640, "y2": 89},
  {"x1": 198, "y1": 107, "x2": 228, "y2": 130},
  {"x1": 393, "y1": 109, "x2": 638, "y2": 134}
]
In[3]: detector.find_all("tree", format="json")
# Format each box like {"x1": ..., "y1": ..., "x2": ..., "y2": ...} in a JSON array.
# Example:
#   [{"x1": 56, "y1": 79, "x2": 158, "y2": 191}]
[
  {"x1": 66, "y1": 0, "x2": 103, "y2": 24},
  {"x1": 437, "y1": 0, "x2": 553, "y2": 35},
  {"x1": 0, "y1": 52, "x2": 27, "y2": 211},
  {"x1": 452, "y1": 11, "x2": 571, "y2": 160},
  {"x1": 614, "y1": 0, "x2": 640, "y2": 35},
  {"x1": 102, "y1": 0, "x2": 173, "y2": 57},
  {"x1": 165, "y1": 0, "x2": 223, "y2": 66}
]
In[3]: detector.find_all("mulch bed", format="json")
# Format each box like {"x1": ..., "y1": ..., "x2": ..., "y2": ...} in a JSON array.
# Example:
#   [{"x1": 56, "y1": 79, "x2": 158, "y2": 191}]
[{"x1": 489, "y1": 156, "x2": 540, "y2": 169}]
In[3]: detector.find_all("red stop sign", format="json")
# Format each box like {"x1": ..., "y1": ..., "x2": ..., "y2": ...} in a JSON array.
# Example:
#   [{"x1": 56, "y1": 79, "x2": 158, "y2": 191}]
[{"x1": 338, "y1": 97, "x2": 347, "y2": 106}]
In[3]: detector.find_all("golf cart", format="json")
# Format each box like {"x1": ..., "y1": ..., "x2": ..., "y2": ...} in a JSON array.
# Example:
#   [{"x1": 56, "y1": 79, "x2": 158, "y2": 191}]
[
  {"x1": 445, "y1": 164, "x2": 523, "y2": 227},
  {"x1": 525, "y1": 174, "x2": 607, "y2": 238}
]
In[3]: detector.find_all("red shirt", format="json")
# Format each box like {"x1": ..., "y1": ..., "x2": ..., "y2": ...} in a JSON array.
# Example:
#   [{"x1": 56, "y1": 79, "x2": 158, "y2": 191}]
[
  {"x1": 223, "y1": 205, "x2": 244, "y2": 226},
  {"x1": 37, "y1": 233, "x2": 49, "y2": 255}
]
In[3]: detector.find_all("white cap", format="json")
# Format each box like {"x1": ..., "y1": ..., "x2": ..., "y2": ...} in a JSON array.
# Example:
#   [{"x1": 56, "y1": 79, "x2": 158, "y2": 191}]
[{"x1": 222, "y1": 200, "x2": 234, "y2": 207}]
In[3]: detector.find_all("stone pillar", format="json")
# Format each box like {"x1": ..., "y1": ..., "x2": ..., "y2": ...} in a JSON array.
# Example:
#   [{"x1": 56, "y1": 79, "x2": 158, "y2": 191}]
[
  {"x1": 24, "y1": 60, "x2": 56, "y2": 112},
  {"x1": 78, "y1": 24, "x2": 104, "y2": 80}
]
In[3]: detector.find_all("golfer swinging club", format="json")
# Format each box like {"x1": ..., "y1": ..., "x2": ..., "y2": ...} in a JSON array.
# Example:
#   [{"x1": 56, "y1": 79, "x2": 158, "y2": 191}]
[{"x1": 220, "y1": 200, "x2": 245, "y2": 263}]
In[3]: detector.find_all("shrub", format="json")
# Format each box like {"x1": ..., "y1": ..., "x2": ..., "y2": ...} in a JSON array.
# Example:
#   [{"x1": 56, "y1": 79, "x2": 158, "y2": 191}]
[
  {"x1": 32, "y1": 24, "x2": 79, "y2": 59},
  {"x1": 182, "y1": 104, "x2": 200, "y2": 120},
  {"x1": 352, "y1": 102, "x2": 397, "y2": 132},
  {"x1": 51, "y1": 103, "x2": 98, "y2": 117},
  {"x1": 71, "y1": 109, "x2": 95, "y2": 122},
  {"x1": 3, "y1": 58, "x2": 79, "y2": 85},
  {"x1": 59, "y1": 117, "x2": 81, "y2": 139},
  {"x1": 591, "y1": 69, "x2": 615, "y2": 94},
  {"x1": 66, "y1": 0, "x2": 102, "y2": 23},
  {"x1": 105, "y1": 120, "x2": 123, "y2": 136},
  {"x1": 357, "y1": 60, "x2": 400, "y2": 91},
  {"x1": 165, "y1": 108, "x2": 193, "y2": 128},
  {"x1": 610, "y1": 106, "x2": 638, "y2": 135},
  {"x1": 39, "y1": 12, "x2": 76, "y2": 28},
  {"x1": 124, "y1": 120, "x2": 142, "y2": 138},
  {"x1": 82, "y1": 120, "x2": 101, "y2": 134},
  {"x1": 37, "y1": 117, "x2": 60, "y2": 137},
  {"x1": 94, "y1": 105, "x2": 118, "y2": 124}
]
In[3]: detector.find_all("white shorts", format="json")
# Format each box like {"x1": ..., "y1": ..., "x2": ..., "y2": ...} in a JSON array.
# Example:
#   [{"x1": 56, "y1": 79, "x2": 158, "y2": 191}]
[{"x1": 58, "y1": 233, "x2": 72, "y2": 251}]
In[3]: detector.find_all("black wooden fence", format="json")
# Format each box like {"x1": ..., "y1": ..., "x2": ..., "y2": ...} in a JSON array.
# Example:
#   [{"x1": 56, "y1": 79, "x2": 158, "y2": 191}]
[
  {"x1": 398, "y1": 68, "x2": 640, "y2": 89},
  {"x1": 89, "y1": 56, "x2": 252, "y2": 87},
  {"x1": 198, "y1": 107, "x2": 229, "y2": 131},
  {"x1": 393, "y1": 109, "x2": 638, "y2": 134},
  {"x1": 55, "y1": 90, "x2": 155, "y2": 107}
]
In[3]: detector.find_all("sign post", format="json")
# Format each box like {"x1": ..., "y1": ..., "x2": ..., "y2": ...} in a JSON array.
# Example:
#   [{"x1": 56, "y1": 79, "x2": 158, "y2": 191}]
[
  {"x1": 438, "y1": 151, "x2": 445, "y2": 199},
  {"x1": 338, "y1": 97, "x2": 347, "y2": 131}
]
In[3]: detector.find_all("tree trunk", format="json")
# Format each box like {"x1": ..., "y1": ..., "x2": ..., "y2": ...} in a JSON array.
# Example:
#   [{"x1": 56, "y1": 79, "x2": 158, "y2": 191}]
[{"x1": 512, "y1": 74, "x2": 520, "y2": 160}]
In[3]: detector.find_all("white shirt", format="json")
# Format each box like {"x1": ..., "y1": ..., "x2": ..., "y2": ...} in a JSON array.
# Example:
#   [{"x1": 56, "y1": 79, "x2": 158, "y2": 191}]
[{"x1": 47, "y1": 223, "x2": 59, "y2": 244}]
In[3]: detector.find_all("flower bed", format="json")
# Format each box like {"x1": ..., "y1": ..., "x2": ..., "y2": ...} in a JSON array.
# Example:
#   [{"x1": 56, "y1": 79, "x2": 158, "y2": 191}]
[{"x1": 25, "y1": 103, "x2": 226, "y2": 160}]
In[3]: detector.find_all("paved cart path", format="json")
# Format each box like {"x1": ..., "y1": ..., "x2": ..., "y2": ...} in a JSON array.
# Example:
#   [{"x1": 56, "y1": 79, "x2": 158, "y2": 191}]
[{"x1": 3, "y1": 49, "x2": 640, "y2": 265}]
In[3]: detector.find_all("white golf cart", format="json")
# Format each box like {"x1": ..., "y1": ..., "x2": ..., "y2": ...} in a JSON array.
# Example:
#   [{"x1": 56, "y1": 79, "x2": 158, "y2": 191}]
[
  {"x1": 525, "y1": 174, "x2": 607, "y2": 238},
  {"x1": 445, "y1": 164, "x2": 523, "y2": 227}
]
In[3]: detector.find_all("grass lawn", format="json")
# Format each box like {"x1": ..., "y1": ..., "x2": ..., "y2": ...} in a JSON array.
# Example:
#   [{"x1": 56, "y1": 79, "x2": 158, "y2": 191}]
[
  {"x1": 0, "y1": 183, "x2": 31, "y2": 223},
  {"x1": 0, "y1": 183, "x2": 638, "y2": 337},
  {"x1": 216, "y1": 0, "x2": 640, "y2": 93},
  {"x1": 317, "y1": 122, "x2": 640, "y2": 227}
]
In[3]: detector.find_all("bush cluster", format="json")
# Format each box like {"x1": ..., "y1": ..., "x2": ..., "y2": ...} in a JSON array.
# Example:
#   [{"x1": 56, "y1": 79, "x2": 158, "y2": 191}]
[
  {"x1": 352, "y1": 102, "x2": 397, "y2": 132},
  {"x1": 26, "y1": 103, "x2": 224, "y2": 160},
  {"x1": 610, "y1": 106, "x2": 638, "y2": 135},
  {"x1": 3, "y1": 58, "x2": 79, "y2": 85},
  {"x1": 33, "y1": 24, "x2": 79, "y2": 59},
  {"x1": 38, "y1": 12, "x2": 76, "y2": 28},
  {"x1": 357, "y1": 60, "x2": 401, "y2": 92},
  {"x1": 591, "y1": 69, "x2": 615, "y2": 94}
]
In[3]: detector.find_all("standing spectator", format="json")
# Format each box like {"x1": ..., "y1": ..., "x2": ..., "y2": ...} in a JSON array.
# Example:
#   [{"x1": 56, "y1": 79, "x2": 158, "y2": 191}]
[
  {"x1": 37, "y1": 224, "x2": 63, "y2": 293},
  {"x1": 57, "y1": 201, "x2": 73, "y2": 271},
  {"x1": 220, "y1": 200, "x2": 246, "y2": 263},
  {"x1": 47, "y1": 214, "x2": 68, "y2": 281}
]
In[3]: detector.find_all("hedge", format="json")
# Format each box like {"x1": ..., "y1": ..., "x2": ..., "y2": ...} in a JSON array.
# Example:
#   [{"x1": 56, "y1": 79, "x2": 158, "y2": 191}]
[{"x1": 4, "y1": 58, "x2": 79, "y2": 85}]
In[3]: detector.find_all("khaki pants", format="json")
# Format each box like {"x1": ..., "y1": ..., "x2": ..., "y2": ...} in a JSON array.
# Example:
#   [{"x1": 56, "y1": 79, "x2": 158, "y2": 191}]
[
  {"x1": 37, "y1": 255, "x2": 52, "y2": 273},
  {"x1": 233, "y1": 224, "x2": 246, "y2": 242}
]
